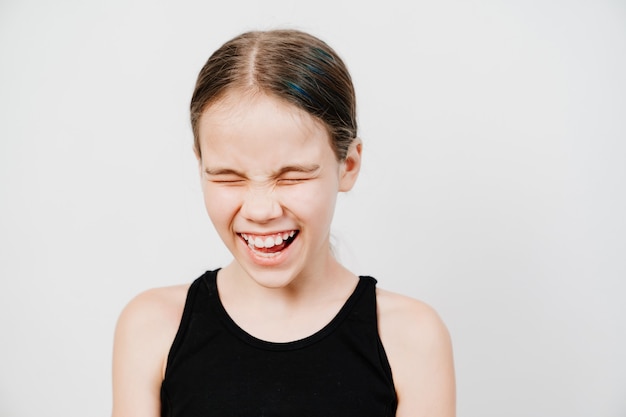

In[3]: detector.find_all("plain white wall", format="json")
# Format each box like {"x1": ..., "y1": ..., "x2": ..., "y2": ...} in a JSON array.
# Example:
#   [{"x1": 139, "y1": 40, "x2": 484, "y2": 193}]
[{"x1": 1, "y1": 0, "x2": 625, "y2": 416}]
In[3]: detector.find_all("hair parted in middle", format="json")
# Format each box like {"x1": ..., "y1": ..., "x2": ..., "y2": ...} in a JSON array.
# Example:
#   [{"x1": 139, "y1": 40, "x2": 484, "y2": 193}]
[{"x1": 190, "y1": 29, "x2": 357, "y2": 161}]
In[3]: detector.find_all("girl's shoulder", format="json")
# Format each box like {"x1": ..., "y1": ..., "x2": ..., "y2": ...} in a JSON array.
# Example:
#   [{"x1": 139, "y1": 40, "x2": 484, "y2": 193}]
[
  {"x1": 375, "y1": 287, "x2": 452, "y2": 358},
  {"x1": 375, "y1": 287, "x2": 449, "y2": 337},
  {"x1": 117, "y1": 283, "x2": 191, "y2": 334},
  {"x1": 113, "y1": 283, "x2": 191, "y2": 378}
]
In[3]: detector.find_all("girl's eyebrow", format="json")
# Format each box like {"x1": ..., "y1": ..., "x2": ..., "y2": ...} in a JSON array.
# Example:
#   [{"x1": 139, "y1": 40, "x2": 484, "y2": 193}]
[
  {"x1": 204, "y1": 164, "x2": 320, "y2": 178},
  {"x1": 274, "y1": 164, "x2": 320, "y2": 176},
  {"x1": 204, "y1": 167, "x2": 243, "y2": 176}
]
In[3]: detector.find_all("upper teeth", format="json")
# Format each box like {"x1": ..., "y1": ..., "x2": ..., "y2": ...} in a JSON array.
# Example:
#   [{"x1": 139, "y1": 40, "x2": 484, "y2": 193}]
[{"x1": 242, "y1": 231, "x2": 295, "y2": 248}]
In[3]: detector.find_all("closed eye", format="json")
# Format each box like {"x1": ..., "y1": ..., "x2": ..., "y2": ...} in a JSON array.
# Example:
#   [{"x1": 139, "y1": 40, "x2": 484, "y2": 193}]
[
  {"x1": 277, "y1": 177, "x2": 311, "y2": 184},
  {"x1": 204, "y1": 168, "x2": 246, "y2": 185},
  {"x1": 210, "y1": 178, "x2": 245, "y2": 184},
  {"x1": 206, "y1": 174, "x2": 246, "y2": 184}
]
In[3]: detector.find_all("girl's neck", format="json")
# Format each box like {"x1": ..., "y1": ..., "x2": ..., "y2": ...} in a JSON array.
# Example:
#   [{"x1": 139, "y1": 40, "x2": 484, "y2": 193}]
[{"x1": 215, "y1": 258, "x2": 359, "y2": 342}]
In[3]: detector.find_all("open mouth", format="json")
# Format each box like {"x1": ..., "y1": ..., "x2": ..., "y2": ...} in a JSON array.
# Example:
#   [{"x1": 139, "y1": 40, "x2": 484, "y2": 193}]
[{"x1": 239, "y1": 230, "x2": 299, "y2": 258}]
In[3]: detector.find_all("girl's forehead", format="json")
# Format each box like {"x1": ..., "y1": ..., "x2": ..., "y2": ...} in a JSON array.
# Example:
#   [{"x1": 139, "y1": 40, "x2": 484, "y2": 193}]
[
  {"x1": 199, "y1": 92, "x2": 329, "y2": 146},
  {"x1": 197, "y1": 92, "x2": 336, "y2": 168},
  {"x1": 202, "y1": 91, "x2": 316, "y2": 127}
]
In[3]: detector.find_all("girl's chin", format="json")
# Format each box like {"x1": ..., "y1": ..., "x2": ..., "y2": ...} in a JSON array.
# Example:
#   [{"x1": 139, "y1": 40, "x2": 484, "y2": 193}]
[{"x1": 244, "y1": 270, "x2": 300, "y2": 289}]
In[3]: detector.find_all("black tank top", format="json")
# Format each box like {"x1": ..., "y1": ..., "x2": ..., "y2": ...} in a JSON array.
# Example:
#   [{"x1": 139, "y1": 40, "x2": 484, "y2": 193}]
[{"x1": 161, "y1": 269, "x2": 397, "y2": 417}]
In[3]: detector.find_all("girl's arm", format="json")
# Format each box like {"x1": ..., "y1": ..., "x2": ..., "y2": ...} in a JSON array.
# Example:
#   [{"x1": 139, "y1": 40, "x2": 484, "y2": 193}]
[
  {"x1": 377, "y1": 289, "x2": 456, "y2": 417},
  {"x1": 111, "y1": 286, "x2": 187, "y2": 417}
]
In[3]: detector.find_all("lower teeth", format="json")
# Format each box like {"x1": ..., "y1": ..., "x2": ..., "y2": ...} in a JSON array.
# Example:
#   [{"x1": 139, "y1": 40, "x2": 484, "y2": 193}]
[{"x1": 248, "y1": 245, "x2": 281, "y2": 258}]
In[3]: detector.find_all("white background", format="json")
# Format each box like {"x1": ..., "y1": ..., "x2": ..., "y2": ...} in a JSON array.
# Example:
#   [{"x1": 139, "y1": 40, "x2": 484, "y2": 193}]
[{"x1": 1, "y1": 0, "x2": 625, "y2": 416}]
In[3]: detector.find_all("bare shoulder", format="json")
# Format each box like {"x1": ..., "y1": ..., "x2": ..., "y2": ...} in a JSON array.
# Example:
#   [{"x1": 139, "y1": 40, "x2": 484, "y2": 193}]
[
  {"x1": 376, "y1": 288, "x2": 456, "y2": 417},
  {"x1": 114, "y1": 283, "x2": 191, "y2": 375},
  {"x1": 116, "y1": 284, "x2": 190, "y2": 333},
  {"x1": 111, "y1": 283, "x2": 191, "y2": 417},
  {"x1": 376, "y1": 288, "x2": 451, "y2": 343}
]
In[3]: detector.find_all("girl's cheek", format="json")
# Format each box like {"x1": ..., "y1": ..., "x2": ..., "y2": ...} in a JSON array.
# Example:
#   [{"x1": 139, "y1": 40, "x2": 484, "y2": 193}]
[
  {"x1": 205, "y1": 187, "x2": 245, "y2": 212},
  {"x1": 276, "y1": 183, "x2": 318, "y2": 206},
  {"x1": 282, "y1": 185, "x2": 336, "y2": 220}
]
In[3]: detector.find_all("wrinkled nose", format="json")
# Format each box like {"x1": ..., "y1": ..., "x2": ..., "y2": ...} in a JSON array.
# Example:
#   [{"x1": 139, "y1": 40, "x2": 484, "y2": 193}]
[{"x1": 240, "y1": 187, "x2": 282, "y2": 223}]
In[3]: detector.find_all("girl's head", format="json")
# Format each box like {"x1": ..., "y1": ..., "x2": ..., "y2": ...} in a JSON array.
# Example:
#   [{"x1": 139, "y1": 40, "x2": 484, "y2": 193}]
[
  {"x1": 192, "y1": 30, "x2": 362, "y2": 285},
  {"x1": 190, "y1": 29, "x2": 357, "y2": 161}
]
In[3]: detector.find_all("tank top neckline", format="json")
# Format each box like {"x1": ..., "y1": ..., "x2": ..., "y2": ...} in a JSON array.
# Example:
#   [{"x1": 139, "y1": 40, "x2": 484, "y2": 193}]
[{"x1": 202, "y1": 269, "x2": 376, "y2": 351}]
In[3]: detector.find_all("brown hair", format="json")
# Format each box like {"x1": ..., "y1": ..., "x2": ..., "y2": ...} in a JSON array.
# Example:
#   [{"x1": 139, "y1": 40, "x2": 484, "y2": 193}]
[{"x1": 190, "y1": 29, "x2": 357, "y2": 160}]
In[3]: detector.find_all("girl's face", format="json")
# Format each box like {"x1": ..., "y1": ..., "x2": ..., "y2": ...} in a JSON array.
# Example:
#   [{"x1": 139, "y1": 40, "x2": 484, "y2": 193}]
[{"x1": 197, "y1": 91, "x2": 361, "y2": 288}]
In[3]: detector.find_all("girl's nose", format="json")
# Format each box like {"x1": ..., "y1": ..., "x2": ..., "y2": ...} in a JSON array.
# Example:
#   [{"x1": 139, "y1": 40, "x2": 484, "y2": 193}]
[{"x1": 240, "y1": 188, "x2": 282, "y2": 222}]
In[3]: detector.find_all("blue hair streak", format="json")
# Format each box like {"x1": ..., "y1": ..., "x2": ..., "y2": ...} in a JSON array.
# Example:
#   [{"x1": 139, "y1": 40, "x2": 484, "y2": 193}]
[{"x1": 285, "y1": 80, "x2": 318, "y2": 106}]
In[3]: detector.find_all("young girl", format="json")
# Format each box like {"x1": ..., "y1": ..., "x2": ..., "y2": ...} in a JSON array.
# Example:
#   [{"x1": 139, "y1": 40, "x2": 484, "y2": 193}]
[{"x1": 112, "y1": 29, "x2": 455, "y2": 417}]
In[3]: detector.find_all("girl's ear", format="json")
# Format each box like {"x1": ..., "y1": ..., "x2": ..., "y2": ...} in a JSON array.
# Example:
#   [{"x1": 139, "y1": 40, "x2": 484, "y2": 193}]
[{"x1": 338, "y1": 138, "x2": 362, "y2": 192}]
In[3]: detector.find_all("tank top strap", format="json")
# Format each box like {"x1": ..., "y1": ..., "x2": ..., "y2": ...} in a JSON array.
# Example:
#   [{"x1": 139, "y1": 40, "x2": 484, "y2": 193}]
[
  {"x1": 340, "y1": 275, "x2": 379, "y2": 327},
  {"x1": 352, "y1": 275, "x2": 378, "y2": 316},
  {"x1": 164, "y1": 269, "x2": 219, "y2": 378},
  {"x1": 344, "y1": 276, "x2": 395, "y2": 389}
]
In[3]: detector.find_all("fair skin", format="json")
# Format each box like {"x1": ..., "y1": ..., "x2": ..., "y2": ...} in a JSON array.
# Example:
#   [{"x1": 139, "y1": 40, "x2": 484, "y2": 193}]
[{"x1": 111, "y1": 91, "x2": 455, "y2": 417}]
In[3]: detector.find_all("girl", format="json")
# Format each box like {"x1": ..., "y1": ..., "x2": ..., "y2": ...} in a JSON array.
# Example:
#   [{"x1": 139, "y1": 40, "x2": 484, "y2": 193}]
[{"x1": 112, "y1": 29, "x2": 455, "y2": 417}]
